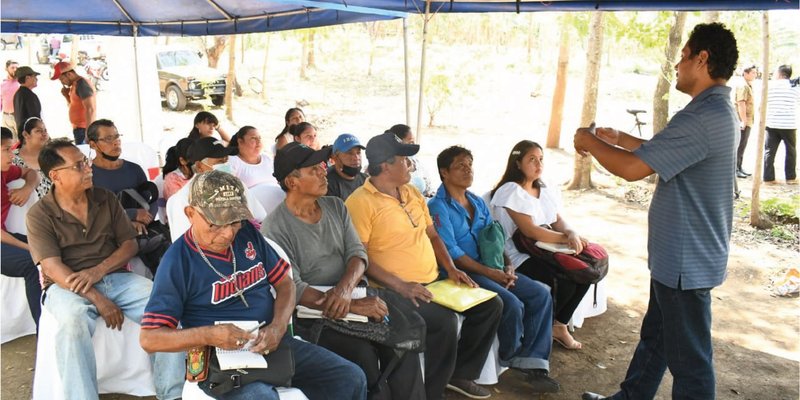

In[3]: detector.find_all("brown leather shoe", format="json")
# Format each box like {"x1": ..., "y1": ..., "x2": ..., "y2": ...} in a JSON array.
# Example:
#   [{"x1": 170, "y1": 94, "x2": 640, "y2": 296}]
[{"x1": 446, "y1": 379, "x2": 491, "y2": 399}]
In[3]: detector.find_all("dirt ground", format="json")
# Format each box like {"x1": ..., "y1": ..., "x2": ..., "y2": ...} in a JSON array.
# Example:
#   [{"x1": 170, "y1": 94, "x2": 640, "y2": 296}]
[{"x1": 2, "y1": 26, "x2": 799, "y2": 399}]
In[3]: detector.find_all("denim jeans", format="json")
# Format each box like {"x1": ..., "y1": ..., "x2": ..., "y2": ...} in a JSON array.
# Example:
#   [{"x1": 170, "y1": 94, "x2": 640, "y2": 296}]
[
  {"x1": 609, "y1": 279, "x2": 714, "y2": 400},
  {"x1": 0, "y1": 233, "x2": 42, "y2": 329},
  {"x1": 199, "y1": 336, "x2": 367, "y2": 400},
  {"x1": 43, "y1": 272, "x2": 185, "y2": 400},
  {"x1": 470, "y1": 272, "x2": 552, "y2": 371},
  {"x1": 73, "y1": 127, "x2": 86, "y2": 145}
]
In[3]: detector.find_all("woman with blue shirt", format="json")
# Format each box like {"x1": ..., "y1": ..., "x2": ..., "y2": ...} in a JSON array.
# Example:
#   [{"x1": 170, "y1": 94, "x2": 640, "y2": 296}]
[{"x1": 428, "y1": 145, "x2": 560, "y2": 395}]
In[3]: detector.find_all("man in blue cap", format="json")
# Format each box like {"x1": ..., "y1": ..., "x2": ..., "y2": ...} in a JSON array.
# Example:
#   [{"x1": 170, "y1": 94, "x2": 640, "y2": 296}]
[{"x1": 327, "y1": 133, "x2": 367, "y2": 201}]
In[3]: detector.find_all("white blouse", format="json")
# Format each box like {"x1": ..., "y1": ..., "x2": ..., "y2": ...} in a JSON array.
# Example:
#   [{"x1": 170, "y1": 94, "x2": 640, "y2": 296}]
[
  {"x1": 489, "y1": 181, "x2": 563, "y2": 268},
  {"x1": 229, "y1": 153, "x2": 279, "y2": 188}
]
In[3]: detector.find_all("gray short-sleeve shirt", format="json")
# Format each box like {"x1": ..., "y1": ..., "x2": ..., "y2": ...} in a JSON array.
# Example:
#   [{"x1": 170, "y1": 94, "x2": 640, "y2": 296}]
[{"x1": 633, "y1": 85, "x2": 736, "y2": 290}]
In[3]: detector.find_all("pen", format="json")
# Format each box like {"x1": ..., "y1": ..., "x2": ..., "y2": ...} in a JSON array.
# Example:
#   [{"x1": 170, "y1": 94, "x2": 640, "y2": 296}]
[{"x1": 248, "y1": 321, "x2": 268, "y2": 334}]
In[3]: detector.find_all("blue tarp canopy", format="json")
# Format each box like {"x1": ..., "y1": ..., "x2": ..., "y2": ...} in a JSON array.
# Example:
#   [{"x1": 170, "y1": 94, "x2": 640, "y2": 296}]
[{"x1": 2, "y1": 0, "x2": 797, "y2": 36}]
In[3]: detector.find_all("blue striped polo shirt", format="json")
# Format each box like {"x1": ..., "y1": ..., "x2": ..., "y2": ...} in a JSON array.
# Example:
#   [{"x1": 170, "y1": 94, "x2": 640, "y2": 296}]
[{"x1": 633, "y1": 85, "x2": 736, "y2": 290}]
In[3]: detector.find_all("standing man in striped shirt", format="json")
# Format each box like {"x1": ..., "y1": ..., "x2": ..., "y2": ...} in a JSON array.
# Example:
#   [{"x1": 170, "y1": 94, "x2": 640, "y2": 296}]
[
  {"x1": 574, "y1": 23, "x2": 738, "y2": 400},
  {"x1": 764, "y1": 64, "x2": 799, "y2": 184}
]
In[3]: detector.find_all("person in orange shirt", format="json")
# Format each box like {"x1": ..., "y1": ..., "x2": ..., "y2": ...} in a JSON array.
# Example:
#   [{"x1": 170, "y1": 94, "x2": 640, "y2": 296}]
[{"x1": 52, "y1": 61, "x2": 95, "y2": 144}]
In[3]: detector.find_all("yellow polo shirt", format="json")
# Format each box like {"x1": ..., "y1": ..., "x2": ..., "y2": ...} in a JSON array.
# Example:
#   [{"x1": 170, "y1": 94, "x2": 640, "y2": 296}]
[{"x1": 345, "y1": 178, "x2": 438, "y2": 284}]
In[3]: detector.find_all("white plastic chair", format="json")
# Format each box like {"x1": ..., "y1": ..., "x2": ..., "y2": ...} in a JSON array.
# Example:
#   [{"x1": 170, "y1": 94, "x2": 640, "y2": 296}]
[
  {"x1": 248, "y1": 183, "x2": 286, "y2": 216},
  {"x1": 121, "y1": 141, "x2": 160, "y2": 180},
  {"x1": 32, "y1": 308, "x2": 156, "y2": 399},
  {"x1": 1, "y1": 180, "x2": 38, "y2": 343}
]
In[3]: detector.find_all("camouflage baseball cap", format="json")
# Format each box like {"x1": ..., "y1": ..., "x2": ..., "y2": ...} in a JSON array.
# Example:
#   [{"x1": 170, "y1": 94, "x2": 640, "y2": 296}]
[{"x1": 188, "y1": 170, "x2": 253, "y2": 226}]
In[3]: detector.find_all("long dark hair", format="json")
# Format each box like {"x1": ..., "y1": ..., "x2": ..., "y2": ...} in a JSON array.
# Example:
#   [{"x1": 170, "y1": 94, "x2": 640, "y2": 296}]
[
  {"x1": 275, "y1": 107, "x2": 304, "y2": 142},
  {"x1": 490, "y1": 140, "x2": 543, "y2": 199},
  {"x1": 162, "y1": 137, "x2": 194, "y2": 178},
  {"x1": 188, "y1": 111, "x2": 219, "y2": 140},
  {"x1": 228, "y1": 126, "x2": 256, "y2": 151},
  {"x1": 19, "y1": 117, "x2": 44, "y2": 148},
  {"x1": 289, "y1": 122, "x2": 314, "y2": 139}
]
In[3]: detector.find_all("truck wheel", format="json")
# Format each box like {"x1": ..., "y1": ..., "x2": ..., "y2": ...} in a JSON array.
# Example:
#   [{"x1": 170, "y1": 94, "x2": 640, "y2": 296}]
[
  {"x1": 166, "y1": 85, "x2": 187, "y2": 111},
  {"x1": 211, "y1": 95, "x2": 225, "y2": 106}
]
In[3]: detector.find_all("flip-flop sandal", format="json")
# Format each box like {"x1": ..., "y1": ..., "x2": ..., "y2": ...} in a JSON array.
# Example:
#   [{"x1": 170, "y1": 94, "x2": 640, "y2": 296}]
[{"x1": 553, "y1": 334, "x2": 583, "y2": 350}]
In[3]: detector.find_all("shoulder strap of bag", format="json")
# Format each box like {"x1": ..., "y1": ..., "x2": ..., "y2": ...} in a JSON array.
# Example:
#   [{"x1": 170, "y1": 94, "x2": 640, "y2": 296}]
[{"x1": 120, "y1": 188, "x2": 150, "y2": 210}]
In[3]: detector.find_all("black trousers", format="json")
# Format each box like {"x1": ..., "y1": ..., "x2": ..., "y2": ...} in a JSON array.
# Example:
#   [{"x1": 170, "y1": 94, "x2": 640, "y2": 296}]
[
  {"x1": 517, "y1": 257, "x2": 591, "y2": 325},
  {"x1": 312, "y1": 327, "x2": 425, "y2": 400},
  {"x1": 737, "y1": 126, "x2": 751, "y2": 171},
  {"x1": 394, "y1": 291, "x2": 502, "y2": 400},
  {"x1": 764, "y1": 127, "x2": 797, "y2": 181}
]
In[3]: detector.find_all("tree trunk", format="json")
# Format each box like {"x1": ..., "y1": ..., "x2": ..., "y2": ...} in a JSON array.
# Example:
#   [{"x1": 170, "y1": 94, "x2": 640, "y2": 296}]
[
  {"x1": 526, "y1": 14, "x2": 536, "y2": 64},
  {"x1": 225, "y1": 35, "x2": 236, "y2": 122},
  {"x1": 652, "y1": 12, "x2": 687, "y2": 135},
  {"x1": 240, "y1": 33, "x2": 246, "y2": 65},
  {"x1": 567, "y1": 11, "x2": 604, "y2": 190},
  {"x1": 367, "y1": 22, "x2": 379, "y2": 76},
  {"x1": 750, "y1": 12, "x2": 771, "y2": 229},
  {"x1": 261, "y1": 34, "x2": 270, "y2": 101},
  {"x1": 206, "y1": 36, "x2": 227, "y2": 68},
  {"x1": 546, "y1": 23, "x2": 570, "y2": 149},
  {"x1": 70, "y1": 35, "x2": 80, "y2": 67},
  {"x1": 300, "y1": 31, "x2": 308, "y2": 80},
  {"x1": 307, "y1": 30, "x2": 316, "y2": 69}
]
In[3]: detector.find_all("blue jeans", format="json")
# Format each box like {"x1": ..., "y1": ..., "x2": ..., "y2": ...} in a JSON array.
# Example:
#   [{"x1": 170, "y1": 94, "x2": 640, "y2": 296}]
[
  {"x1": 0, "y1": 233, "x2": 42, "y2": 329},
  {"x1": 470, "y1": 272, "x2": 552, "y2": 371},
  {"x1": 199, "y1": 336, "x2": 367, "y2": 400},
  {"x1": 610, "y1": 279, "x2": 714, "y2": 400},
  {"x1": 73, "y1": 127, "x2": 86, "y2": 145},
  {"x1": 43, "y1": 272, "x2": 185, "y2": 400}
]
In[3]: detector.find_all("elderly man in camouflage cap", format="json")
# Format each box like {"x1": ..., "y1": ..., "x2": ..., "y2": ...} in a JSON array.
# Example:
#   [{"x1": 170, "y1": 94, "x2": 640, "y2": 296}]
[{"x1": 141, "y1": 170, "x2": 367, "y2": 400}]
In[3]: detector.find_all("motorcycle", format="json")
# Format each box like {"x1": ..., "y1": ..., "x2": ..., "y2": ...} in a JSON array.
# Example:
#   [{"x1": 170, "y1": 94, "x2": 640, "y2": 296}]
[{"x1": 84, "y1": 57, "x2": 109, "y2": 91}]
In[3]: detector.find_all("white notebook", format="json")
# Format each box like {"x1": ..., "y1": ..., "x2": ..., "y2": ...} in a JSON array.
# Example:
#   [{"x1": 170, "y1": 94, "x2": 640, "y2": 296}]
[
  {"x1": 535, "y1": 241, "x2": 577, "y2": 255},
  {"x1": 214, "y1": 321, "x2": 268, "y2": 370},
  {"x1": 296, "y1": 286, "x2": 369, "y2": 322}
]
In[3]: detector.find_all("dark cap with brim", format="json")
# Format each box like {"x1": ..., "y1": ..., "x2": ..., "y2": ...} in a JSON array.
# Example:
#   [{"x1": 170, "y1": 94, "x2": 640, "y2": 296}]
[
  {"x1": 14, "y1": 66, "x2": 40, "y2": 79},
  {"x1": 273, "y1": 142, "x2": 332, "y2": 182},
  {"x1": 187, "y1": 137, "x2": 236, "y2": 163},
  {"x1": 366, "y1": 131, "x2": 419, "y2": 165},
  {"x1": 189, "y1": 170, "x2": 253, "y2": 226}
]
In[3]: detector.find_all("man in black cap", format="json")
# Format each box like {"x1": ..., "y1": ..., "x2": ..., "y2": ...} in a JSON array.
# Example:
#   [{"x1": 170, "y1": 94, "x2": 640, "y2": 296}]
[
  {"x1": 165, "y1": 136, "x2": 267, "y2": 243},
  {"x1": 265, "y1": 141, "x2": 426, "y2": 400},
  {"x1": 12, "y1": 65, "x2": 41, "y2": 135},
  {"x1": 345, "y1": 132, "x2": 503, "y2": 400}
]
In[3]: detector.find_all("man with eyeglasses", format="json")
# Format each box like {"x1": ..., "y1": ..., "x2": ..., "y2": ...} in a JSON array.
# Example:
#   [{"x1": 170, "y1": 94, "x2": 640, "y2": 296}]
[
  {"x1": 140, "y1": 170, "x2": 367, "y2": 400},
  {"x1": 88, "y1": 119, "x2": 156, "y2": 235},
  {"x1": 165, "y1": 136, "x2": 267, "y2": 242},
  {"x1": 345, "y1": 131, "x2": 502, "y2": 400},
  {"x1": 25, "y1": 138, "x2": 185, "y2": 400}
]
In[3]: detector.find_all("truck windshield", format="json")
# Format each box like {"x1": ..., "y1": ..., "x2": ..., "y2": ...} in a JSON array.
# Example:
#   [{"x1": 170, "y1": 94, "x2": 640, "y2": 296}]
[{"x1": 158, "y1": 50, "x2": 203, "y2": 68}]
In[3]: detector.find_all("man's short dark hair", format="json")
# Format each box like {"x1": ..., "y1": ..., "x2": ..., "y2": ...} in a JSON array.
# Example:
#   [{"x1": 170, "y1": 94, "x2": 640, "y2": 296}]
[
  {"x1": 686, "y1": 23, "x2": 739, "y2": 81},
  {"x1": 437, "y1": 146, "x2": 473, "y2": 181},
  {"x1": 5, "y1": 60, "x2": 17, "y2": 68},
  {"x1": 366, "y1": 156, "x2": 398, "y2": 177},
  {"x1": 86, "y1": 119, "x2": 115, "y2": 142},
  {"x1": 39, "y1": 138, "x2": 76, "y2": 176},
  {"x1": 1, "y1": 127, "x2": 12, "y2": 141},
  {"x1": 778, "y1": 65, "x2": 793, "y2": 79}
]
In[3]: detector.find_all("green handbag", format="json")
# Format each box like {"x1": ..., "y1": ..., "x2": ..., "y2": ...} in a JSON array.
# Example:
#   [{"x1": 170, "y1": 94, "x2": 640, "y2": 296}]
[{"x1": 478, "y1": 221, "x2": 505, "y2": 270}]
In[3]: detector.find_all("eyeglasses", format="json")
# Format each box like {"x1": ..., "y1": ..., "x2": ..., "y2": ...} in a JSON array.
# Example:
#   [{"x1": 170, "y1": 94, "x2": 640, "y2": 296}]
[
  {"x1": 94, "y1": 134, "x2": 123, "y2": 144},
  {"x1": 399, "y1": 201, "x2": 419, "y2": 228},
  {"x1": 52, "y1": 156, "x2": 92, "y2": 172},
  {"x1": 196, "y1": 210, "x2": 243, "y2": 233}
]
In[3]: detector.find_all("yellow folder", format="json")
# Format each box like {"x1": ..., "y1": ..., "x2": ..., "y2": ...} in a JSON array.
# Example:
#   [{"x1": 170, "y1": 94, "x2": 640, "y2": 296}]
[{"x1": 425, "y1": 279, "x2": 498, "y2": 312}]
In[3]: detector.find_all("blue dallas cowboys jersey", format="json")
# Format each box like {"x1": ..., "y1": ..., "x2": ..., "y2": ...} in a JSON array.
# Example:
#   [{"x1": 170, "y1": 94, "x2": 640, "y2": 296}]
[{"x1": 142, "y1": 221, "x2": 290, "y2": 330}]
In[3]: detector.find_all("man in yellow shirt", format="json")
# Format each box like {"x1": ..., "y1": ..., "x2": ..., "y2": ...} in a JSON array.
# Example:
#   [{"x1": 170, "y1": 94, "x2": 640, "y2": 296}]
[{"x1": 346, "y1": 132, "x2": 502, "y2": 400}]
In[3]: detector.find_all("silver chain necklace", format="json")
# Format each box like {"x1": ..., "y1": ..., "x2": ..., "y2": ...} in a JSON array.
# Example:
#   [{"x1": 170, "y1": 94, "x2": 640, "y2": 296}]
[{"x1": 192, "y1": 230, "x2": 250, "y2": 307}]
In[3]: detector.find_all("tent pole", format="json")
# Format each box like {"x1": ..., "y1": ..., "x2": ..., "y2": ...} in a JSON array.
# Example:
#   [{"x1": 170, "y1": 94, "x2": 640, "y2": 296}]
[
  {"x1": 416, "y1": 0, "x2": 431, "y2": 144},
  {"x1": 403, "y1": 18, "x2": 411, "y2": 127},
  {"x1": 132, "y1": 26, "x2": 145, "y2": 143}
]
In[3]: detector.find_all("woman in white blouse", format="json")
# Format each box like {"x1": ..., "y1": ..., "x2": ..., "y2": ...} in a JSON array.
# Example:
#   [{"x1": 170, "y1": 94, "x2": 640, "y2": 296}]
[
  {"x1": 227, "y1": 126, "x2": 279, "y2": 188},
  {"x1": 489, "y1": 140, "x2": 590, "y2": 350}
]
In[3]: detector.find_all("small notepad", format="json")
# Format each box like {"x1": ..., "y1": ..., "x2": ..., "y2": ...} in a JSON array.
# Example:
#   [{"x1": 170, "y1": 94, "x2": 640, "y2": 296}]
[
  {"x1": 297, "y1": 286, "x2": 369, "y2": 322},
  {"x1": 215, "y1": 321, "x2": 268, "y2": 370},
  {"x1": 535, "y1": 241, "x2": 577, "y2": 254}
]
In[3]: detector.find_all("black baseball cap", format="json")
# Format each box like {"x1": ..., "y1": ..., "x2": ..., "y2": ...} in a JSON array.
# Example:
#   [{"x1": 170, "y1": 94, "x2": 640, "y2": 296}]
[
  {"x1": 273, "y1": 142, "x2": 332, "y2": 181},
  {"x1": 366, "y1": 131, "x2": 419, "y2": 165},
  {"x1": 187, "y1": 137, "x2": 236, "y2": 163}
]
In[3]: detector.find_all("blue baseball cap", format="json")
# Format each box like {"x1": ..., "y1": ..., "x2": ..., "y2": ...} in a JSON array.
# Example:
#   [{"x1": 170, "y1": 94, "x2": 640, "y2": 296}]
[{"x1": 332, "y1": 134, "x2": 365, "y2": 154}]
